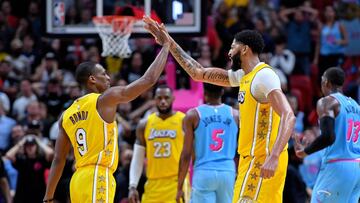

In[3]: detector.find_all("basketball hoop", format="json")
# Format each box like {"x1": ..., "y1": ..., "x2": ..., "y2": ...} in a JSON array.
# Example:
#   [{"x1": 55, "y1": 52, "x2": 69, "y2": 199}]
[{"x1": 93, "y1": 16, "x2": 136, "y2": 58}]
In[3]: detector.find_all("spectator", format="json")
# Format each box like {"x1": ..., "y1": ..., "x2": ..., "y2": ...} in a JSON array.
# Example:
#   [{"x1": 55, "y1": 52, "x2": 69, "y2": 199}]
[
  {"x1": 0, "y1": 57, "x2": 19, "y2": 100},
  {"x1": 31, "y1": 52, "x2": 59, "y2": 83},
  {"x1": 19, "y1": 101, "x2": 43, "y2": 130},
  {"x1": 1, "y1": 1, "x2": 18, "y2": 29},
  {"x1": 79, "y1": 9, "x2": 92, "y2": 25},
  {"x1": 10, "y1": 38, "x2": 30, "y2": 78},
  {"x1": 121, "y1": 51, "x2": 145, "y2": 83},
  {"x1": 0, "y1": 100, "x2": 16, "y2": 153},
  {"x1": 5, "y1": 135, "x2": 53, "y2": 203},
  {"x1": 254, "y1": 17, "x2": 274, "y2": 53},
  {"x1": 39, "y1": 78, "x2": 68, "y2": 121},
  {"x1": 270, "y1": 35, "x2": 296, "y2": 77},
  {"x1": 65, "y1": 6, "x2": 80, "y2": 25},
  {"x1": 287, "y1": 94, "x2": 305, "y2": 134},
  {"x1": 10, "y1": 125, "x2": 25, "y2": 146},
  {"x1": 21, "y1": 34, "x2": 37, "y2": 68},
  {"x1": 314, "y1": 5, "x2": 348, "y2": 78},
  {"x1": 197, "y1": 44, "x2": 213, "y2": 67},
  {"x1": 0, "y1": 157, "x2": 11, "y2": 203},
  {"x1": 280, "y1": 5, "x2": 318, "y2": 75},
  {"x1": 12, "y1": 79, "x2": 37, "y2": 121},
  {"x1": 27, "y1": 1, "x2": 41, "y2": 39},
  {"x1": 0, "y1": 90, "x2": 10, "y2": 114},
  {"x1": 2, "y1": 156, "x2": 17, "y2": 199}
]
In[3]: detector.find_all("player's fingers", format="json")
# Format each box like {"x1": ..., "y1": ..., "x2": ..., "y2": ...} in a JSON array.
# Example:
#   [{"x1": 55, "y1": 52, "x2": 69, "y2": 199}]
[{"x1": 260, "y1": 167, "x2": 269, "y2": 179}]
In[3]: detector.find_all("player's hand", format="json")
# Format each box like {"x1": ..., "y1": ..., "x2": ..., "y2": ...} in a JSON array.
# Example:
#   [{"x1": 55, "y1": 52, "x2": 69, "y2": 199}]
[
  {"x1": 294, "y1": 133, "x2": 307, "y2": 158},
  {"x1": 128, "y1": 187, "x2": 140, "y2": 203},
  {"x1": 260, "y1": 154, "x2": 278, "y2": 179},
  {"x1": 143, "y1": 16, "x2": 170, "y2": 46},
  {"x1": 176, "y1": 189, "x2": 184, "y2": 203}
]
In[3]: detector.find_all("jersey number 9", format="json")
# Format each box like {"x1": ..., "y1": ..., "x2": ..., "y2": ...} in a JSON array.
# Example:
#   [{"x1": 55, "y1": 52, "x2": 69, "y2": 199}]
[{"x1": 76, "y1": 128, "x2": 88, "y2": 156}]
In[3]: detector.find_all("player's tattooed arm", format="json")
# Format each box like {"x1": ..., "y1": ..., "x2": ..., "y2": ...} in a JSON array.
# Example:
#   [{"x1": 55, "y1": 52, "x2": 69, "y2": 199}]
[
  {"x1": 143, "y1": 15, "x2": 231, "y2": 87},
  {"x1": 170, "y1": 41, "x2": 231, "y2": 87}
]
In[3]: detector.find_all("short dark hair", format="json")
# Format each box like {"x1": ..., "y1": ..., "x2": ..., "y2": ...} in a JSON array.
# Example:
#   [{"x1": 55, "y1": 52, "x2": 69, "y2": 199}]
[
  {"x1": 75, "y1": 61, "x2": 97, "y2": 86},
  {"x1": 204, "y1": 83, "x2": 223, "y2": 99},
  {"x1": 324, "y1": 67, "x2": 345, "y2": 86},
  {"x1": 155, "y1": 84, "x2": 173, "y2": 93},
  {"x1": 234, "y1": 30, "x2": 265, "y2": 54}
]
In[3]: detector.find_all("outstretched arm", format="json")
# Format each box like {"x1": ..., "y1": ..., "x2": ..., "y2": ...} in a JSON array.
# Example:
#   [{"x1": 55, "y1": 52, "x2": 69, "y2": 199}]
[
  {"x1": 143, "y1": 16, "x2": 231, "y2": 87},
  {"x1": 177, "y1": 109, "x2": 197, "y2": 203},
  {"x1": 261, "y1": 90, "x2": 296, "y2": 179},
  {"x1": 43, "y1": 117, "x2": 71, "y2": 202},
  {"x1": 99, "y1": 44, "x2": 170, "y2": 107}
]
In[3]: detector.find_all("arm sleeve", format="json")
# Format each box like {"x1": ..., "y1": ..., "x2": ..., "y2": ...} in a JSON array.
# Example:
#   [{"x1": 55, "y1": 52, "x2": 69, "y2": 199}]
[
  {"x1": 304, "y1": 116, "x2": 335, "y2": 155},
  {"x1": 129, "y1": 144, "x2": 145, "y2": 188},
  {"x1": 228, "y1": 69, "x2": 245, "y2": 87},
  {"x1": 251, "y1": 68, "x2": 281, "y2": 100}
]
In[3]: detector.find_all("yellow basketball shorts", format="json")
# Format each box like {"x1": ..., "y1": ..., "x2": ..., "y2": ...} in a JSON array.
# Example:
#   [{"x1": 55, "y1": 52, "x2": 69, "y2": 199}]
[
  {"x1": 232, "y1": 151, "x2": 288, "y2": 203},
  {"x1": 70, "y1": 166, "x2": 116, "y2": 203},
  {"x1": 142, "y1": 175, "x2": 191, "y2": 203}
]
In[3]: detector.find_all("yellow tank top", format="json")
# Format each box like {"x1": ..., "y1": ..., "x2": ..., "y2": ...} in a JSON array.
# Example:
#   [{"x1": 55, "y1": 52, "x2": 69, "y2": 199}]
[
  {"x1": 144, "y1": 112, "x2": 185, "y2": 179},
  {"x1": 62, "y1": 93, "x2": 118, "y2": 173},
  {"x1": 238, "y1": 63, "x2": 284, "y2": 157}
]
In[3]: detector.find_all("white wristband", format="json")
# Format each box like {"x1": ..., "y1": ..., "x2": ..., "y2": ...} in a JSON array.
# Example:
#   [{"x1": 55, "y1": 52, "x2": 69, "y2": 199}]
[{"x1": 129, "y1": 144, "x2": 145, "y2": 188}]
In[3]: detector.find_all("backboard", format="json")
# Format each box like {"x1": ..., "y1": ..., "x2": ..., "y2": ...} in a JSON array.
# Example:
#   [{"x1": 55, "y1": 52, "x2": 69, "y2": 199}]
[{"x1": 44, "y1": 0, "x2": 206, "y2": 37}]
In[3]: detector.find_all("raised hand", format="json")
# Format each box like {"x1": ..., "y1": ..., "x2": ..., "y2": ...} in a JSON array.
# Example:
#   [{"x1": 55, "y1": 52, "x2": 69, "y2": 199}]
[{"x1": 143, "y1": 16, "x2": 170, "y2": 46}]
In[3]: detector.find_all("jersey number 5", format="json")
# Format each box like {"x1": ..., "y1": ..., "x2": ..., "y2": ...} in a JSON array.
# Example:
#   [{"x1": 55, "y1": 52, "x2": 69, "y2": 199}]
[
  {"x1": 210, "y1": 129, "x2": 224, "y2": 152},
  {"x1": 154, "y1": 142, "x2": 171, "y2": 158},
  {"x1": 76, "y1": 128, "x2": 88, "y2": 156},
  {"x1": 346, "y1": 119, "x2": 360, "y2": 143}
]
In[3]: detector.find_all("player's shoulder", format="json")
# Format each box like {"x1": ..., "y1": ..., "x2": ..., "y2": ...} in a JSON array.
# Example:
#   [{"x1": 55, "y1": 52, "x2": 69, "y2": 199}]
[
  {"x1": 185, "y1": 108, "x2": 200, "y2": 119},
  {"x1": 316, "y1": 95, "x2": 340, "y2": 112},
  {"x1": 137, "y1": 116, "x2": 150, "y2": 130},
  {"x1": 175, "y1": 111, "x2": 186, "y2": 118},
  {"x1": 257, "y1": 66, "x2": 279, "y2": 78},
  {"x1": 319, "y1": 95, "x2": 340, "y2": 105}
]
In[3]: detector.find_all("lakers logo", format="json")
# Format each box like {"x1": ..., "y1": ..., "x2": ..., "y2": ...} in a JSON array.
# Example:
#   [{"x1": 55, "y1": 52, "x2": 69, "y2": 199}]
[{"x1": 238, "y1": 91, "x2": 246, "y2": 104}]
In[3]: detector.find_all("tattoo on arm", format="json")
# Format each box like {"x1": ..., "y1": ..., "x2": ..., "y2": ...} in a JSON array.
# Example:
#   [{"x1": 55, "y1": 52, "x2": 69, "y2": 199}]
[
  {"x1": 202, "y1": 71, "x2": 229, "y2": 83},
  {"x1": 172, "y1": 44, "x2": 201, "y2": 79},
  {"x1": 170, "y1": 41, "x2": 230, "y2": 85}
]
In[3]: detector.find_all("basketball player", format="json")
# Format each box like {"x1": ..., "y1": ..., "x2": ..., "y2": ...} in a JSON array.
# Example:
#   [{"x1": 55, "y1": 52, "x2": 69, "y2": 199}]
[
  {"x1": 143, "y1": 16, "x2": 295, "y2": 203},
  {"x1": 128, "y1": 85, "x2": 186, "y2": 203},
  {"x1": 295, "y1": 67, "x2": 360, "y2": 202},
  {"x1": 43, "y1": 35, "x2": 170, "y2": 202},
  {"x1": 177, "y1": 83, "x2": 238, "y2": 203}
]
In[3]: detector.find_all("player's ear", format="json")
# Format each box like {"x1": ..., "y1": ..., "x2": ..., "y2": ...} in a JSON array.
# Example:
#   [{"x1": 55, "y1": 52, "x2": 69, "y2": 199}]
[
  {"x1": 242, "y1": 45, "x2": 248, "y2": 55},
  {"x1": 88, "y1": 75, "x2": 96, "y2": 84}
]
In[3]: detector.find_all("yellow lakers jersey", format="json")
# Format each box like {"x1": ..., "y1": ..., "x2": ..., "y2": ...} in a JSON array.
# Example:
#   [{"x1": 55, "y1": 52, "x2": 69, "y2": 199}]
[
  {"x1": 144, "y1": 112, "x2": 185, "y2": 179},
  {"x1": 62, "y1": 93, "x2": 118, "y2": 173},
  {"x1": 238, "y1": 63, "x2": 283, "y2": 157}
]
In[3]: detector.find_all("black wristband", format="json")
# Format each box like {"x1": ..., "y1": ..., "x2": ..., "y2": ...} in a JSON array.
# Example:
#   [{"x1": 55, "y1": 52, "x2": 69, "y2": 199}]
[
  {"x1": 304, "y1": 116, "x2": 335, "y2": 155},
  {"x1": 43, "y1": 198, "x2": 54, "y2": 202}
]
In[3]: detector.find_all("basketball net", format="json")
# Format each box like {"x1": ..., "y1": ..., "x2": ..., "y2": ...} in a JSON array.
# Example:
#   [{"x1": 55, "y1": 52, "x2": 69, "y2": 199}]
[{"x1": 93, "y1": 16, "x2": 135, "y2": 58}]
